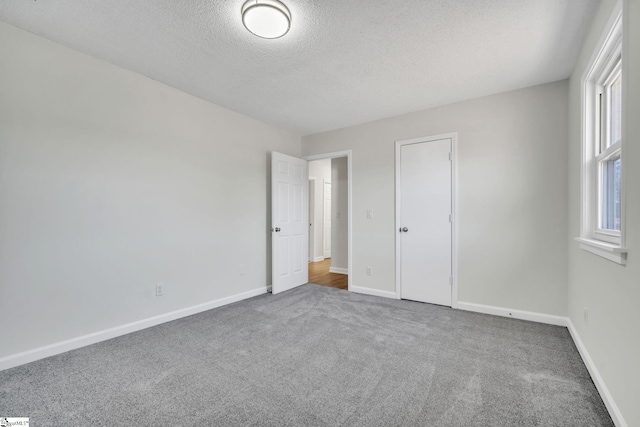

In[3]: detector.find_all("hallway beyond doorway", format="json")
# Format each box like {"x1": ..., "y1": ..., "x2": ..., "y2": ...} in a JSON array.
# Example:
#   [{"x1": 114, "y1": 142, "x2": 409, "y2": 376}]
[{"x1": 308, "y1": 259, "x2": 347, "y2": 290}]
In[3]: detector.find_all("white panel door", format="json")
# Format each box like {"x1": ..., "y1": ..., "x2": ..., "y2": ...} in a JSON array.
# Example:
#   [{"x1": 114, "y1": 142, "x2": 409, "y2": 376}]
[
  {"x1": 399, "y1": 139, "x2": 452, "y2": 306},
  {"x1": 272, "y1": 152, "x2": 309, "y2": 294},
  {"x1": 323, "y1": 180, "x2": 331, "y2": 259}
]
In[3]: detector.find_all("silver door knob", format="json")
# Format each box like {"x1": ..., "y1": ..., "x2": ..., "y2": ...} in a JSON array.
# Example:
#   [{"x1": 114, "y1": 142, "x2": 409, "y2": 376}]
[{"x1": 401, "y1": 227, "x2": 408, "y2": 232}]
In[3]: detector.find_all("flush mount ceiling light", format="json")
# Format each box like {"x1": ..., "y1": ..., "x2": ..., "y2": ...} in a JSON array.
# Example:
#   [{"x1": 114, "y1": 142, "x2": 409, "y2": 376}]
[{"x1": 242, "y1": 0, "x2": 291, "y2": 39}]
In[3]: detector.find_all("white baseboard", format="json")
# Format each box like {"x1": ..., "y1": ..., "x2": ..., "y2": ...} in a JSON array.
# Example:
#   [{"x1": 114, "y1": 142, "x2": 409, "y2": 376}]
[
  {"x1": 0, "y1": 286, "x2": 268, "y2": 372},
  {"x1": 350, "y1": 285, "x2": 398, "y2": 300},
  {"x1": 456, "y1": 301, "x2": 568, "y2": 326},
  {"x1": 313, "y1": 256, "x2": 325, "y2": 262},
  {"x1": 329, "y1": 266, "x2": 348, "y2": 275},
  {"x1": 567, "y1": 318, "x2": 627, "y2": 427},
  {"x1": 0, "y1": 287, "x2": 625, "y2": 427},
  {"x1": 456, "y1": 302, "x2": 624, "y2": 425}
]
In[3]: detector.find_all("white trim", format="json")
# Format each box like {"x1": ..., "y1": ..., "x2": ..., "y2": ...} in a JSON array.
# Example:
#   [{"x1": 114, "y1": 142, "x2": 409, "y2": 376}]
[
  {"x1": 329, "y1": 266, "x2": 348, "y2": 275},
  {"x1": 581, "y1": 1, "x2": 623, "y2": 84},
  {"x1": 457, "y1": 301, "x2": 568, "y2": 326},
  {"x1": 350, "y1": 285, "x2": 398, "y2": 300},
  {"x1": 567, "y1": 318, "x2": 627, "y2": 427},
  {"x1": 455, "y1": 303, "x2": 625, "y2": 425},
  {"x1": 575, "y1": 237, "x2": 627, "y2": 265},
  {"x1": 451, "y1": 135, "x2": 459, "y2": 309},
  {"x1": 0, "y1": 286, "x2": 267, "y2": 372},
  {"x1": 395, "y1": 132, "x2": 458, "y2": 307},
  {"x1": 313, "y1": 256, "x2": 325, "y2": 262},
  {"x1": 578, "y1": 2, "x2": 625, "y2": 261},
  {"x1": 394, "y1": 139, "x2": 401, "y2": 300},
  {"x1": 303, "y1": 150, "x2": 352, "y2": 292}
]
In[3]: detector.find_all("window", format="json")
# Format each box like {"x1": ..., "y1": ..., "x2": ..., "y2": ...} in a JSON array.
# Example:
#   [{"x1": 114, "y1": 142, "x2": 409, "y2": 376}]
[
  {"x1": 577, "y1": 5, "x2": 626, "y2": 265},
  {"x1": 596, "y1": 56, "x2": 622, "y2": 241}
]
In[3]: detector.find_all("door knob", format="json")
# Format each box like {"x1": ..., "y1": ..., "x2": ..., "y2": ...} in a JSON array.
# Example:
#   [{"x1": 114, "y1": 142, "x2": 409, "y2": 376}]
[
  {"x1": 272, "y1": 227, "x2": 281, "y2": 232},
  {"x1": 401, "y1": 227, "x2": 408, "y2": 232}
]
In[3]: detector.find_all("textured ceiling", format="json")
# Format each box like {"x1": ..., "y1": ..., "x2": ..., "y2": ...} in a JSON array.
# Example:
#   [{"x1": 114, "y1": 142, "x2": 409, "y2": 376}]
[{"x1": 0, "y1": 0, "x2": 599, "y2": 135}]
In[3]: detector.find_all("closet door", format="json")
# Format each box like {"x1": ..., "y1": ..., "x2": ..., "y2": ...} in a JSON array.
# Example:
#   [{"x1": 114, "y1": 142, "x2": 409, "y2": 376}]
[{"x1": 398, "y1": 138, "x2": 452, "y2": 306}]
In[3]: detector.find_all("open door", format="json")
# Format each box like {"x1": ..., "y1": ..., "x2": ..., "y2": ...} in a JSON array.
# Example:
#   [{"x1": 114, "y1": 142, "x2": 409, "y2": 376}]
[{"x1": 271, "y1": 152, "x2": 309, "y2": 294}]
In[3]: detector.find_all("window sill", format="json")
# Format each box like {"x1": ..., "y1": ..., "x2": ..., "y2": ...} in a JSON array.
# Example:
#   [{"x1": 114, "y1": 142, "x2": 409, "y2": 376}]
[{"x1": 575, "y1": 237, "x2": 627, "y2": 265}]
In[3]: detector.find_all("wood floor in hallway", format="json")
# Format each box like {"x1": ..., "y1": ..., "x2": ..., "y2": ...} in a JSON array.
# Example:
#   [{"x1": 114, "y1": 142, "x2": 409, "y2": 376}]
[{"x1": 308, "y1": 258, "x2": 348, "y2": 290}]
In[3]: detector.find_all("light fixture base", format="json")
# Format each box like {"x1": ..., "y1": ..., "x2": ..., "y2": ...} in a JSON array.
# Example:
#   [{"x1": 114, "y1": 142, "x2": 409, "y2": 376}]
[{"x1": 241, "y1": 0, "x2": 291, "y2": 39}]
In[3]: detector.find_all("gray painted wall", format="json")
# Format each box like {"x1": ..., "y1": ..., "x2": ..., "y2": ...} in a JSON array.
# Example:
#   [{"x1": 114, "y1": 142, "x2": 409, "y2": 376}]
[
  {"x1": 567, "y1": 0, "x2": 640, "y2": 425},
  {"x1": 303, "y1": 80, "x2": 569, "y2": 316},
  {"x1": 0, "y1": 22, "x2": 300, "y2": 358}
]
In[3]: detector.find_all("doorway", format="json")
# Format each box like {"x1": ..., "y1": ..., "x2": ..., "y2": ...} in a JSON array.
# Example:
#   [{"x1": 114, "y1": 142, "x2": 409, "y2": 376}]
[
  {"x1": 308, "y1": 258, "x2": 348, "y2": 290},
  {"x1": 395, "y1": 134, "x2": 458, "y2": 307},
  {"x1": 306, "y1": 152, "x2": 352, "y2": 291},
  {"x1": 323, "y1": 179, "x2": 332, "y2": 259}
]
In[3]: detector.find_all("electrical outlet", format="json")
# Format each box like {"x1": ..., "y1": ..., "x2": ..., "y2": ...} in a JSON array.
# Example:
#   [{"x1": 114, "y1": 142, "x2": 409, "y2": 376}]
[
  {"x1": 366, "y1": 266, "x2": 373, "y2": 276},
  {"x1": 155, "y1": 283, "x2": 164, "y2": 297},
  {"x1": 584, "y1": 307, "x2": 588, "y2": 326},
  {"x1": 366, "y1": 209, "x2": 374, "y2": 219}
]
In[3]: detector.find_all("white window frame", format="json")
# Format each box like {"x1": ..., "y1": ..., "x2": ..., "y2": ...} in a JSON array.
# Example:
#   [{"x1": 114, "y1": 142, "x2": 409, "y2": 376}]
[
  {"x1": 594, "y1": 53, "x2": 622, "y2": 243},
  {"x1": 576, "y1": 2, "x2": 627, "y2": 265}
]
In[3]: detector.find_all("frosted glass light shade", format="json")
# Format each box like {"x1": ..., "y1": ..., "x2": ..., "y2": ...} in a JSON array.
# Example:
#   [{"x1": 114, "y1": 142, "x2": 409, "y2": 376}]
[{"x1": 242, "y1": 0, "x2": 291, "y2": 39}]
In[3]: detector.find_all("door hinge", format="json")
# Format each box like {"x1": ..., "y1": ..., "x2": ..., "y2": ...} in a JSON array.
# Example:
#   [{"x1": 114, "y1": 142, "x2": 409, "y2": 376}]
[
  {"x1": 448, "y1": 152, "x2": 452, "y2": 161},
  {"x1": 449, "y1": 276, "x2": 453, "y2": 286},
  {"x1": 449, "y1": 214, "x2": 452, "y2": 223}
]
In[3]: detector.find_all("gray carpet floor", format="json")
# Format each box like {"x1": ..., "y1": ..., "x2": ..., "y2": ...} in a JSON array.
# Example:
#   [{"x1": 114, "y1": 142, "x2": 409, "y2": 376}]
[{"x1": 1, "y1": 284, "x2": 613, "y2": 426}]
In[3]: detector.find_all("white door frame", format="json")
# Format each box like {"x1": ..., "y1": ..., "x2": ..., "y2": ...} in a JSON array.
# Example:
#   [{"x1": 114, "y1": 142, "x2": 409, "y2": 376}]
[
  {"x1": 303, "y1": 150, "x2": 353, "y2": 292},
  {"x1": 395, "y1": 133, "x2": 458, "y2": 308}
]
